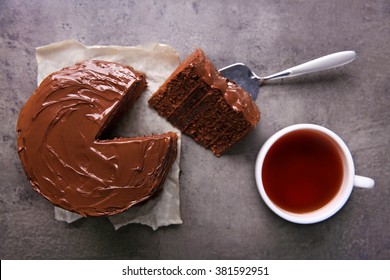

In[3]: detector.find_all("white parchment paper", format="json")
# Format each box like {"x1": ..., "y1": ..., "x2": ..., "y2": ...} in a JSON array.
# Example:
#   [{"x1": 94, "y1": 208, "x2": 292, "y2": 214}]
[{"x1": 36, "y1": 40, "x2": 182, "y2": 230}]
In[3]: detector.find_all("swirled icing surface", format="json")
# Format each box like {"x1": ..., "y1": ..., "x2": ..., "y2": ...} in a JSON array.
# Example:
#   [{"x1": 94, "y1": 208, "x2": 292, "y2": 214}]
[{"x1": 17, "y1": 60, "x2": 178, "y2": 216}]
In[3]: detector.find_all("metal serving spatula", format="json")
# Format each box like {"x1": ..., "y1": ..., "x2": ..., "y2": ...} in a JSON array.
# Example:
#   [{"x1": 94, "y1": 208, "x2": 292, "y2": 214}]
[{"x1": 219, "y1": 51, "x2": 356, "y2": 99}]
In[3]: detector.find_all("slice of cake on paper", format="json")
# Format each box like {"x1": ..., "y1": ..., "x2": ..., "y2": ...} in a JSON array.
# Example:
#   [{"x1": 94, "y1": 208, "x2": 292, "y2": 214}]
[{"x1": 148, "y1": 48, "x2": 261, "y2": 156}]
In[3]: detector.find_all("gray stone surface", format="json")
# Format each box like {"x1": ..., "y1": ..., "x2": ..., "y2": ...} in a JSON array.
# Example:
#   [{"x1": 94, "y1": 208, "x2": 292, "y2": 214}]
[{"x1": 1, "y1": 0, "x2": 389, "y2": 259}]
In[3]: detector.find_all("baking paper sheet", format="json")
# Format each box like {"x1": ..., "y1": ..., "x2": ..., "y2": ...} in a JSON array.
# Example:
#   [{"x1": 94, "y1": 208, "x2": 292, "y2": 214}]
[{"x1": 36, "y1": 40, "x2": 182, "y2": 230}]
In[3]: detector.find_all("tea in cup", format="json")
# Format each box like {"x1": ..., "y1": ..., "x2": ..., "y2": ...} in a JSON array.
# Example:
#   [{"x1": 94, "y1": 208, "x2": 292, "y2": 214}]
[{"x1": 255, "y1": 124, "x2": 374, "y2": 224}]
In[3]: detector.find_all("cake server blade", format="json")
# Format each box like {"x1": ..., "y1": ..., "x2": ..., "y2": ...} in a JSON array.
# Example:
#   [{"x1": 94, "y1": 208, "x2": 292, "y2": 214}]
[{"x1": 219, "y1": 51, "x2": 356, "y2": 100}]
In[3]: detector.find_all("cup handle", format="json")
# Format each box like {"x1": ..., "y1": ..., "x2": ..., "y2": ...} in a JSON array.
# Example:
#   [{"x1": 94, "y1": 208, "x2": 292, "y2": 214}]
[{"x1": 354, "y1": 175, "x2": 375, "y2": 188}]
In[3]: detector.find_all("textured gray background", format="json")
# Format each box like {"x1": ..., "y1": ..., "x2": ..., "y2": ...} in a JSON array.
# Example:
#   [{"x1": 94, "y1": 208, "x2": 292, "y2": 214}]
[{"x1": 1, "y1": 0, "x2": 389, "y2": 259}]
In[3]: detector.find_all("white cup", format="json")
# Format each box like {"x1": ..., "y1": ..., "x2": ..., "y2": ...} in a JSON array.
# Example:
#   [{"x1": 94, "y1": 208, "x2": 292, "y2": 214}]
[{"x1": 255, "y1": 124, "x2": 374, "y2": 224}]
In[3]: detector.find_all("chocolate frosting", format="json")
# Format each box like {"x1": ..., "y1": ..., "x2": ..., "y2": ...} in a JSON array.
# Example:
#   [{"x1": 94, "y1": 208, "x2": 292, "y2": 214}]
[
  {"x1": 183, "y1": 49, "x2": 260, "y2": 125},
  {"x1": 17, "y1": 60, "x2": 177, "y2": 217}
]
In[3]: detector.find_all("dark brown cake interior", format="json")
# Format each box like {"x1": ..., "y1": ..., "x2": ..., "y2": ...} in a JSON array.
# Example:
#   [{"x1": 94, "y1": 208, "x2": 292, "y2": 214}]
[{"x1": 149, "y1": 49, "x2": 260, "y2": 156}]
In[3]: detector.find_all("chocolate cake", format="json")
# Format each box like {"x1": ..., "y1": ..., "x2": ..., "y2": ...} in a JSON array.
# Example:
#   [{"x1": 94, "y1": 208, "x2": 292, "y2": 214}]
[
  {"x1": 17, "y1": 60, "x2": 178, "y2": 217},
  {"x1": 148, "y1": 49, "x2": 261, "y2": 156}
]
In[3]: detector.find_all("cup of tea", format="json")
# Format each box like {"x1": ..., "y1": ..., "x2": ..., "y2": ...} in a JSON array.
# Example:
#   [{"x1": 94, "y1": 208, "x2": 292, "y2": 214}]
[{"x1": 255, "y1": 124, "x2": 374, "y2": 224}]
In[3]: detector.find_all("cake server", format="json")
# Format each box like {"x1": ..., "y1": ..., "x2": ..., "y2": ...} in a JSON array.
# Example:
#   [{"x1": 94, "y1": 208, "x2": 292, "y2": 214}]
[{"x1": 219, "y1": 51, "x2": 356, "y2": 100}]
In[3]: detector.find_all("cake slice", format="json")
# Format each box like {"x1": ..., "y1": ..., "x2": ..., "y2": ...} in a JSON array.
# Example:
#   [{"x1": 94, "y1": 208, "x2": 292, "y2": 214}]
[{"x1": 148, "y1": 49, "x2": 260, "y2": 156}]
